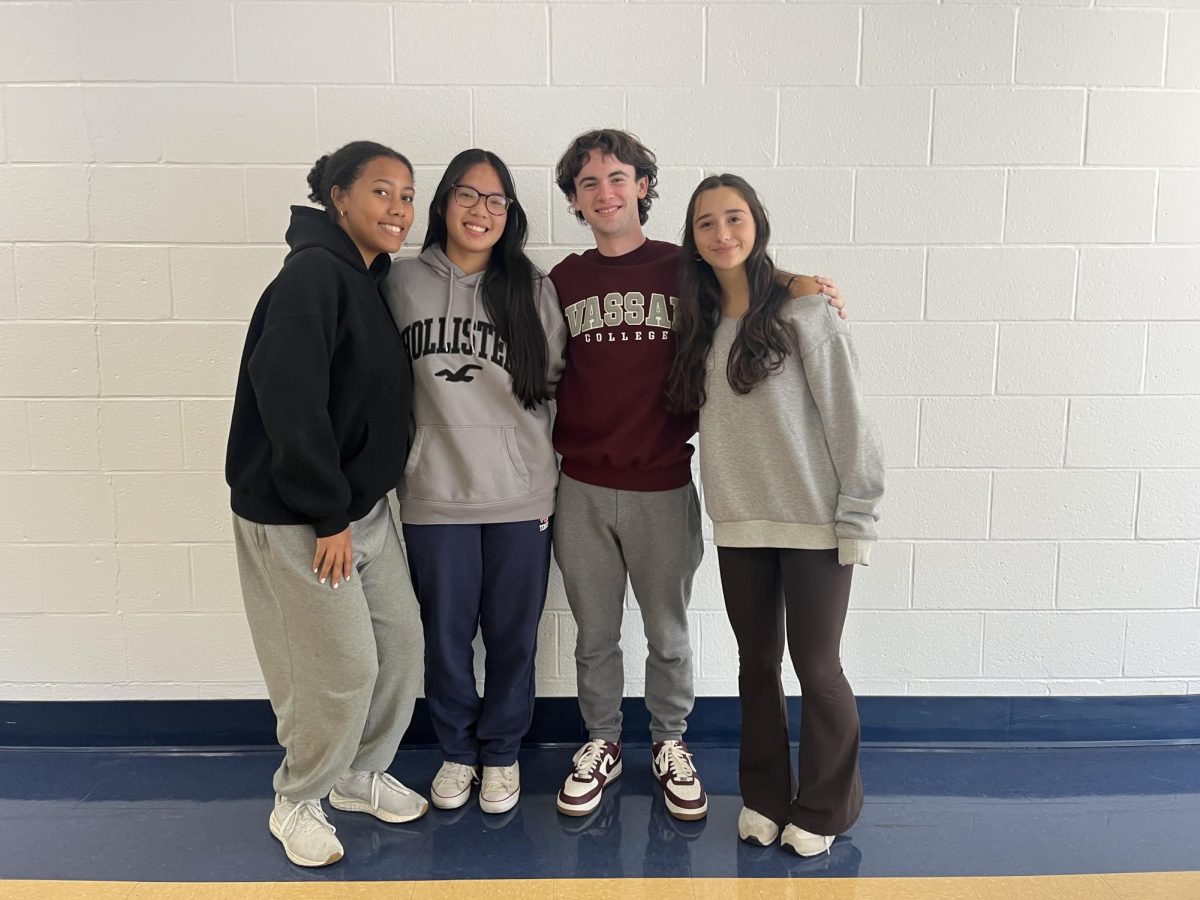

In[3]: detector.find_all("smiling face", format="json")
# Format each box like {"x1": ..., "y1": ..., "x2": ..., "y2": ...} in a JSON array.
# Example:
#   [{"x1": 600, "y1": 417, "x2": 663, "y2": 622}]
[
  {"x1": 330, "y1": 155, "x2": 415, "y2": 265},
  {"x1": 568, "y1": 151, "x2": 648, "y2": 244},
  {"x1": 692, "y1": 185, "x2": 756, "y2": 273},
  {"x1": 443, "y1": 162, "x2": 508, "y2": 270}
]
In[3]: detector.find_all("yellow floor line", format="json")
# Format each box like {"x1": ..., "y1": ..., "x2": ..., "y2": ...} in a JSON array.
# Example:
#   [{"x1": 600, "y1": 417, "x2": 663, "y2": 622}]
[{"x1": 2, "y1": 873, "x2": 1199, "y2": 900}]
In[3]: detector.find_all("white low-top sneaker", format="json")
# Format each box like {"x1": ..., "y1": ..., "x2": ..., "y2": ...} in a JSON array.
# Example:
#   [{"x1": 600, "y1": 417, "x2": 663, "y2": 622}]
[
  {"x1": 480, "y1": 762, "x2": 521, "y2": 814},
  {"x1": 329, "y1": 769, "x2": 429, "y2": 823},
  {"x1": 651, "y1": 740, "x2": 708, "y2": 821},
  {"x1": 431, "y1": 762, "x2": 479, "y2": 810},
  {"x1": 780, "y1": 823, "x2": 835, "y2": 857},
  {"x1": 557, "y1": 739, "x2": 622, "y2": 817},
  {"x1": 737, "y1": 807, "x2": 780, "y2": 846},
  {"x1": 269, "y1": 795, "x2": 343, "y2": 868}
]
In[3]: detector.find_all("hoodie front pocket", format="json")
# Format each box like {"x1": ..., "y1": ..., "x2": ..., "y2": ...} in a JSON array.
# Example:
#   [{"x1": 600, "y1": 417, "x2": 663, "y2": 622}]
[
  {"x1": 401, "y1": 425, "x2": 533, "y2": 505},
  {"x1": 343, "y1": 416, "x2": 407, "y2": 490}
]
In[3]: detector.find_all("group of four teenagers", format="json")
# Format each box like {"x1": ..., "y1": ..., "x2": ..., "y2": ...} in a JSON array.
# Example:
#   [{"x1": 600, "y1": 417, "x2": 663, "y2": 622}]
[{"x1": 225, "y1": 128, "x2": 884, "y2": 869}]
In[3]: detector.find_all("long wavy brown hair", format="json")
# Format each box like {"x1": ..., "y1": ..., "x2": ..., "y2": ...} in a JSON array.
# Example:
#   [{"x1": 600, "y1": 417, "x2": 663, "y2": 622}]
[{"x1": 666, "y1": 174, "x2": 796, "y2": 414}]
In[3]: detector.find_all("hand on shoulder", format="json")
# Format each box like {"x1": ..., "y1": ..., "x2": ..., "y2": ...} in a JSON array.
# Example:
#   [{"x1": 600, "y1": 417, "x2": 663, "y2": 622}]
[
  {"x1": 778, "y1": 272, "x2": 824, "y2": 299},
  {"x1": 779, "y1": 272, "x2": 848, "y2": 319},
  {"x1": 791, "y1": 274, "x2": 825, "y2": 299}
]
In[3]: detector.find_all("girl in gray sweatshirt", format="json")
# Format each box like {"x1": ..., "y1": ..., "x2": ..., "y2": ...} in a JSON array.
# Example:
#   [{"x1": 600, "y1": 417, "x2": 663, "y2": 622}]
[
  {"x1": 385, "y1": 150, "x2": 566, "y2": 817},
  {"x1": 666, "y1": 174, "x2": 884, "y2": 859}
]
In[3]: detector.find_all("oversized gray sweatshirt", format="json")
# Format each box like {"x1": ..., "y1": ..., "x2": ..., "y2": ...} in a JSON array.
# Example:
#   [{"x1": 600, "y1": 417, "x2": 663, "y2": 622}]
[
  {"x1": 699, "y1": 295, "x2": 884, "y2": 565},
  {"x1": 384, "y1": 246, "x2": 567, "y2": 525}
]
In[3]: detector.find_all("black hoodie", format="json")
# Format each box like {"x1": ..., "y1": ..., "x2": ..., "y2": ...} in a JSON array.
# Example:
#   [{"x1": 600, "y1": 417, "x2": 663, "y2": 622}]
[{"x1": 225, "y1": 206, "x2": 413, "y2": 537}]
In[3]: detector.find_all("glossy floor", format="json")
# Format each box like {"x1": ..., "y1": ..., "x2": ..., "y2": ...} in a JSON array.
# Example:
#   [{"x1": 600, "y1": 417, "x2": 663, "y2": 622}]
[
  {"x1": 0, "y1": 745, "x2": 1197, "y2": 885},
  {"x1": 5, "y1": 874, "x2": 1200, "y2": 899}
]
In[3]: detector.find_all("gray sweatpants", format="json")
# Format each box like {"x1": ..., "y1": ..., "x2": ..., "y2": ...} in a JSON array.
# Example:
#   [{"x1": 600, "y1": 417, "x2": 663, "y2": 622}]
[
  {"x1": 553, "y1": 474, "x2": 704, "y2": 743},
  {"x1": 234, "y1": 498, "x2": 422, "y2": 800}
]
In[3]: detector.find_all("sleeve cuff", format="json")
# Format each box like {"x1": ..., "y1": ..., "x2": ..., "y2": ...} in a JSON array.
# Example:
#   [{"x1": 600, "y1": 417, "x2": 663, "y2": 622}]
[
  {"x1": 313, "y1": 512, "x2": 350, "y2": 538},
  {"x1": 838, "y1": 539, "x2": 873, "y2": 567}
]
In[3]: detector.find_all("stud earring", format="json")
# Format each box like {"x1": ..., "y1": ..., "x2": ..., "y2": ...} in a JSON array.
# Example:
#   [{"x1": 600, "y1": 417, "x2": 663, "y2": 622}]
[{"x1": 339, "y1": 209, "x2": 346, "y2": 218}]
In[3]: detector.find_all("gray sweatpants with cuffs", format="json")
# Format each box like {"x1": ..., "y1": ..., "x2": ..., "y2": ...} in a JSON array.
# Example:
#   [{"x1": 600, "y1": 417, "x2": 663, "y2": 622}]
[
  {"x1": 234, "y1": 497, "x2": 422, "y2": 801},
  {"x1": 553, "y1": 474, "x2": 704, "y2": 744}
]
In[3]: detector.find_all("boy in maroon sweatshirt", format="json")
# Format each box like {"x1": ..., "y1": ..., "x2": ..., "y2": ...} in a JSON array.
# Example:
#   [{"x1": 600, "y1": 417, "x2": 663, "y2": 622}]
[{"x1": 548, "y1": 129, "x2": 845, "y2": 822}]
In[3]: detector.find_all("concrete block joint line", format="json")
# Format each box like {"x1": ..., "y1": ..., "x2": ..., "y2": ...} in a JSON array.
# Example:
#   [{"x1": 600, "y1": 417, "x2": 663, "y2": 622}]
[{"x1": 0, "y1": 0, "x2": 1197, "y2": 703}]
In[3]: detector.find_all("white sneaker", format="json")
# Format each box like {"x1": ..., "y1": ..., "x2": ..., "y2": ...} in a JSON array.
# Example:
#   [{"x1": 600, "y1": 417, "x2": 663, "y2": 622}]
[
  {"x1": 479, "y1": 762, "x2": 521, "y2": 814},
  {"x1": 557, "y1": 739, "x2": 622, "y2": 817},
  {"x1": 651, "y1": 740, "x2": 708, "y2": 820},
  {"x1": 329, "y1": 769, "x2": 429, "y2": 823},
  {"x1": 781, "y1": 823, "x2": 834, "y2": 857},
  {"x1": 269, "y1": 794, "x2": 343, "y2": 867},
  {"x1": 738, "y1": 807, "x2": 780, "y2": 846},
  {"x1": 431, "y1": 762, "x2": 478, "y2": 810}
]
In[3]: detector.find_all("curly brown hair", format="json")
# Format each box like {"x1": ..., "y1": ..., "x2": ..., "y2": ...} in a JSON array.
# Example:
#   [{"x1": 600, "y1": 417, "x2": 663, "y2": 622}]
[
  {"x1": 554, "y1": 129, "x2": 659, "y2": 225},
  {"x1": 666, "y1": 174, "x2": 796, "y2": 414}
]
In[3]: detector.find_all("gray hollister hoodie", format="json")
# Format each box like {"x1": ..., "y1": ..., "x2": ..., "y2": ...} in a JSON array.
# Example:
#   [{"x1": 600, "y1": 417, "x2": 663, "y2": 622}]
[{"x1": 384, "y1": 245, "x2": 567, "y2": 525}]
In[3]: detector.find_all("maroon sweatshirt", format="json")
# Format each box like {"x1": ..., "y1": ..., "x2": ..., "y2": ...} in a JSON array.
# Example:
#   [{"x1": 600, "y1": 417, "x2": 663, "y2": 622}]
[{"x1": 549, "y1": 239, "x2": 698, "y2": 491}]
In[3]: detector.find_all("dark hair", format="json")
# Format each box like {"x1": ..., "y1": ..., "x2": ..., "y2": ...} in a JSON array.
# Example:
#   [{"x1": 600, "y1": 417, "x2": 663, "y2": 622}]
[
  {"x1": 666, "y1": 174, "x2": 796, "y2": 414},
  {"x1": 422, "y1": 149, "x2": 550, "y2": 411},
  {"x1": 555, "y1": 129, "x2": 658, "y2": 225},
  {"x1": 306, "y1": 141, "x2": 412, "y2": 221}
]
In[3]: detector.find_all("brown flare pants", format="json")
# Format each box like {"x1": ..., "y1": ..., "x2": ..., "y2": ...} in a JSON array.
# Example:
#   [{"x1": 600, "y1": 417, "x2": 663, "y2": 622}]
[{"x1": 717, "y1": 545, "x2": 863, "y2": 835}]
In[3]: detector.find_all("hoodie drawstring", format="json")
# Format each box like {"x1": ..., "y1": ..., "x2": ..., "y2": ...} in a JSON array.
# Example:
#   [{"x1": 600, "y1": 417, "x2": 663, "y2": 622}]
[
  {"x1": 469, "y1": 279, "x2": 480, "y2": 355},
  {"x1": 443, "y1": 263, "x2": 481, "y2": 356}
]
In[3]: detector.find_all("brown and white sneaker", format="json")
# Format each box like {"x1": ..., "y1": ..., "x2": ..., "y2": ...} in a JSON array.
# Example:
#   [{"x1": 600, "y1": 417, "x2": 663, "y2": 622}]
[
  {"x1": 652, "y1": 740, "x2": 707, "y2": 821},
  {"x1": 557, "y1": 739, "x2": 622, "y2": 816}
]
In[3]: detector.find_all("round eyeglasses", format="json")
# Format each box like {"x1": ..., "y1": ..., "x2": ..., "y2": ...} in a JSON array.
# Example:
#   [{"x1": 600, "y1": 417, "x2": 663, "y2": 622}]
[{"x1": 451, "y1": 184, "x2": 512, "y2": 216}]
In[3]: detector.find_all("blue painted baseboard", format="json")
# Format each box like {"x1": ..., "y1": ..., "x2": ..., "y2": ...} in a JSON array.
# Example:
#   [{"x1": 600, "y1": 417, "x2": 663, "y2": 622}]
[{"x1": 2, "y1": 695, "x2": 1198, "y2": 748}]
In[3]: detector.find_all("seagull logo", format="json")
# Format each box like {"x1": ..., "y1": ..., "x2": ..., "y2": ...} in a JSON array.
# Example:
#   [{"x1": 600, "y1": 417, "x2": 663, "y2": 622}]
[{"x1": 435, "y1": 364, "x2": 483, "y2": 383}]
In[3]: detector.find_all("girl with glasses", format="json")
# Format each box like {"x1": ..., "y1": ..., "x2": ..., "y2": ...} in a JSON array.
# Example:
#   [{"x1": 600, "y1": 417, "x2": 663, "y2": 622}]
[
  {"x1": 666, "y1": 174, "x2": 884, "y2": 858},
  {"x1": 384, "y1": 149, "x2": 566, "y2": 816}
]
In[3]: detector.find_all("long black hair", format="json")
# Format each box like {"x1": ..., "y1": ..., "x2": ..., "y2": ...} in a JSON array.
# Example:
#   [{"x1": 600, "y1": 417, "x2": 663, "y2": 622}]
[
  {"x1": 666, "y1": 174, "x2": 796, "y2": 414},
  {"x1": 422, "y1": 149, "x2": 550, "y2": 410}
]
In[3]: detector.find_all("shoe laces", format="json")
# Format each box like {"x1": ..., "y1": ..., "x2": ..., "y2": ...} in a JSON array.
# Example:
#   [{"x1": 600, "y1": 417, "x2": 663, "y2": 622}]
[
  {"x1": 655, "y1": 741, "x2": 696, "y2": 783},
  {"x1": 484, "y1": 764, "x2": 518, "y2": 793},
  {"x1": 279, "y1": 798, "x2": 336, "y2": 838},
  {"x1": 366, "y1": 771, "x2": 411, "y2": 809},
  {"x1": 573, "y1": 740, "x2": 609, "y2": 778},
  {"x1": 434, "y1": 762, "x2": 478, "y2": 792}
]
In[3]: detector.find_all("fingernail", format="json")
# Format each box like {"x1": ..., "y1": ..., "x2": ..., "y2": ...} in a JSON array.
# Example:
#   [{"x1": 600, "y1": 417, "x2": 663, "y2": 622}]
[
  {"x1": 319, "y1": 577, "x2": 325, "y2": 584},
  {"x1": 333, "y1": 582, "x2": 339, "y2": 590},
  {"x1": 313, "y1": 568, "x2": 318, "y2": 574}
]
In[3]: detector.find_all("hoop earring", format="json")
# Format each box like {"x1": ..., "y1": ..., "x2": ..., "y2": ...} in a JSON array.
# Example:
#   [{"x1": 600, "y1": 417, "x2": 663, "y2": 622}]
[
  {"x1": 339, "y1": 209, "x2": 346, "y2": 219},
  {"x1": 694, "y1": 253, "x2": 702, "y2": 261}
]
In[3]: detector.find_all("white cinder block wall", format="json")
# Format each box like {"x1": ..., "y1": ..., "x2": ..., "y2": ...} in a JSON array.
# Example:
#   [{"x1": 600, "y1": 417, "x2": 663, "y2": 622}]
[{"x1": 1, "y1": 1, "x2": 1198, "y2": 702}]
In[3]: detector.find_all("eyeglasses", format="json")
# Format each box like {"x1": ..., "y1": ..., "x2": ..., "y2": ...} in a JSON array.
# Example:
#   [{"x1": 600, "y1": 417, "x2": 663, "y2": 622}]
[{"x1": 450, "y1": 184, "x2": 512, "y2": 216}]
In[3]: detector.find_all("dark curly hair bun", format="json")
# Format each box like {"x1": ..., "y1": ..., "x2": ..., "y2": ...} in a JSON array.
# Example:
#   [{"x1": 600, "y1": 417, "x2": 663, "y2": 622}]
[
  {"x1": 306, "y1": 154, "x2": 331, "y2": 205},
  {"x1": 304, "y1": 141, "x2": 413, "y2": 219}
]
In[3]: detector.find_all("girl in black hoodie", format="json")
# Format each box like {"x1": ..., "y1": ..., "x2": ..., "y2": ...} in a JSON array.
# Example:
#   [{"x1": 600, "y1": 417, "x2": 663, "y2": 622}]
[{"x1": 226, "y1": 142, "x2": 426, "y2": 868}]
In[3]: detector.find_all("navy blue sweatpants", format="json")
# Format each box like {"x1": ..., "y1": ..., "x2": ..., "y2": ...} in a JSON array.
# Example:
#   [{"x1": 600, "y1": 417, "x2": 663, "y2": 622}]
[{"x1": 403, "y1": 519, "x2": 552, "y2": 766}]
